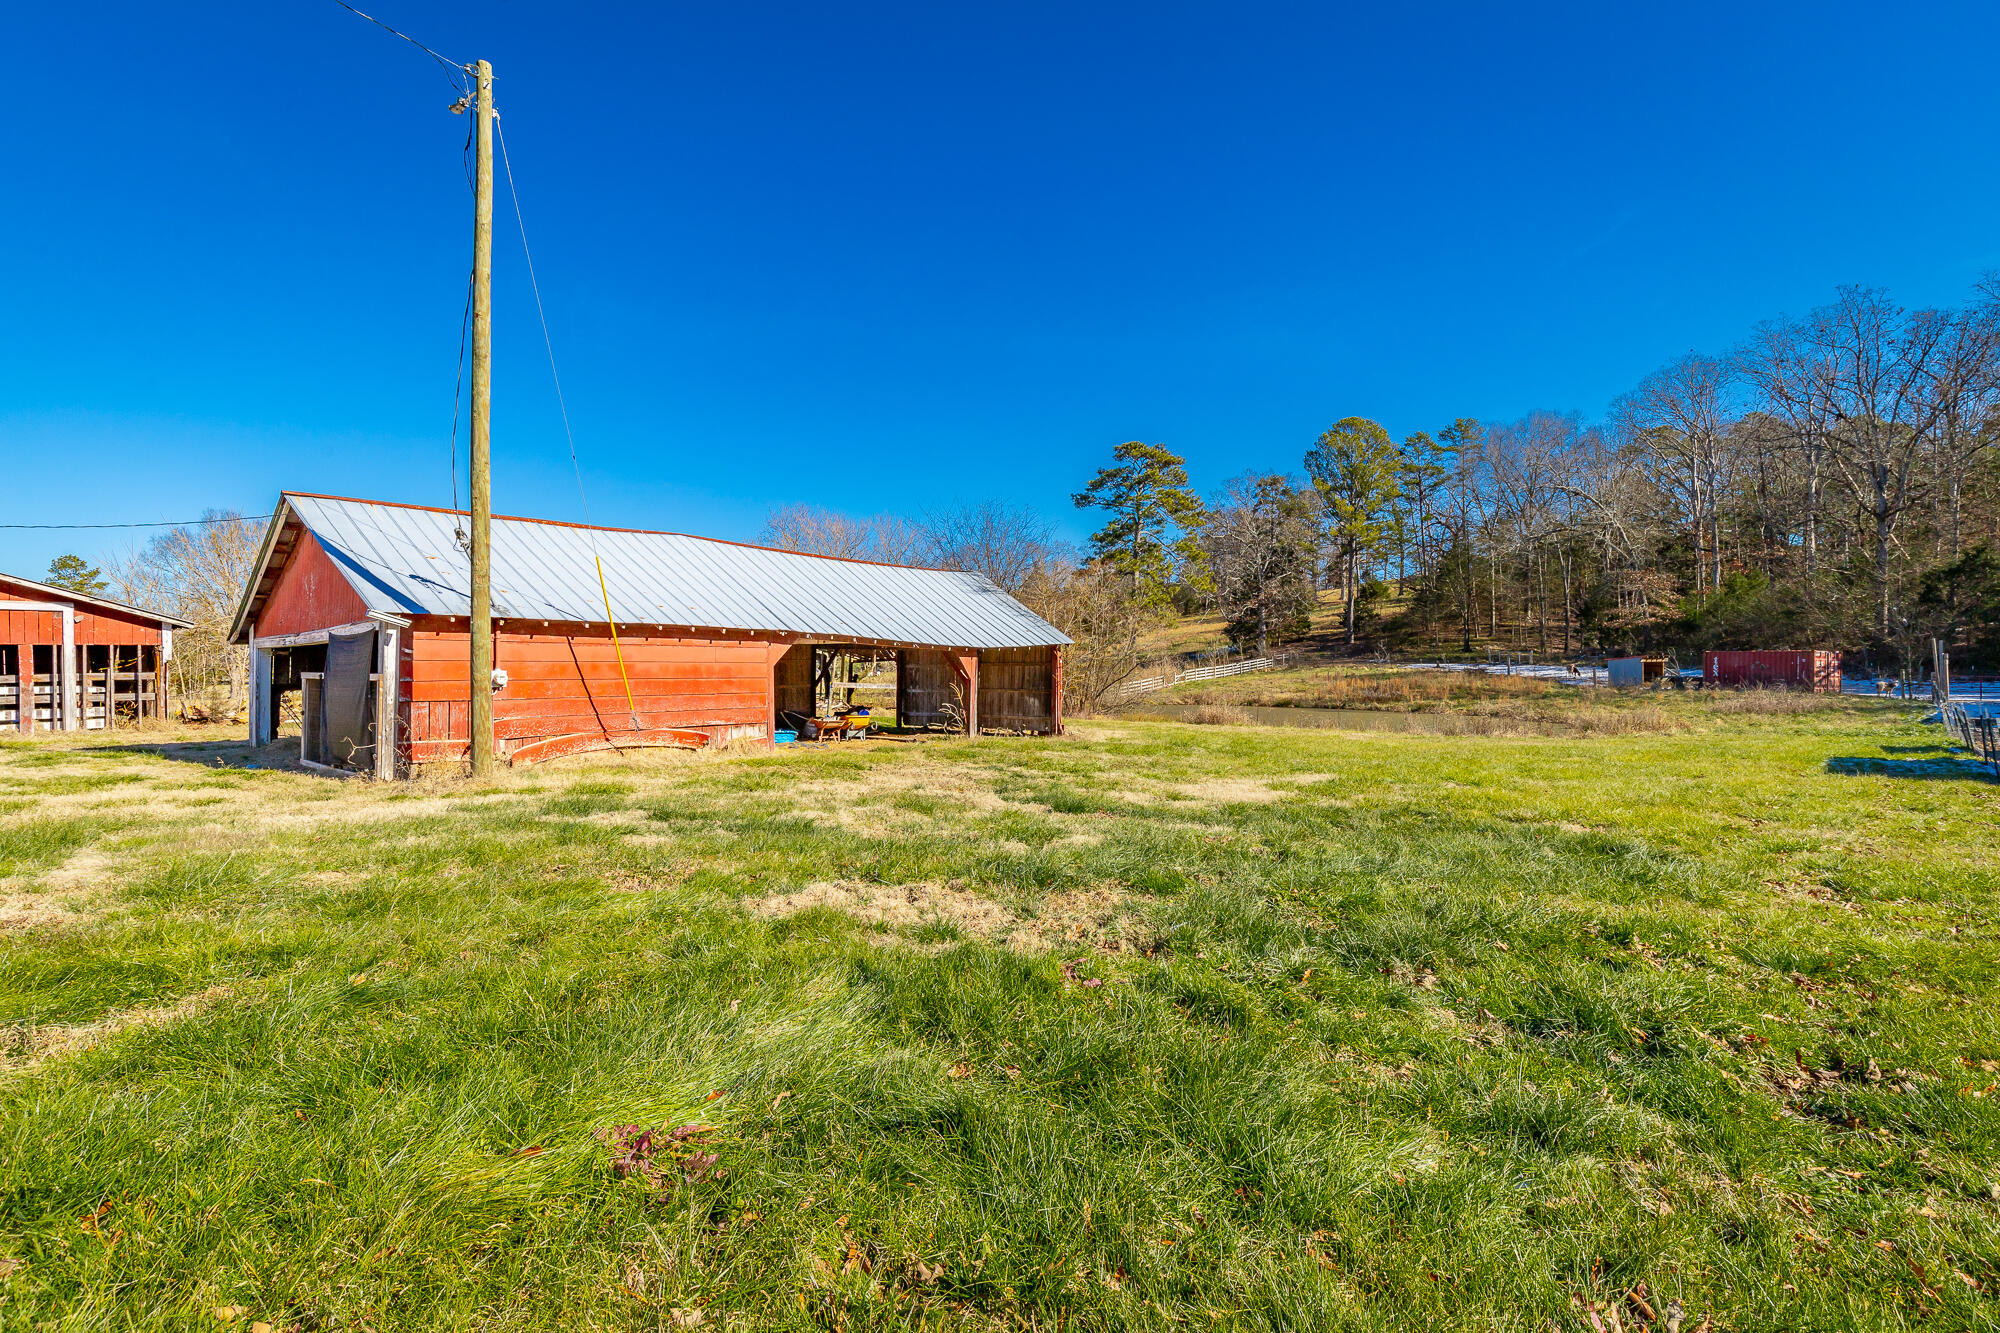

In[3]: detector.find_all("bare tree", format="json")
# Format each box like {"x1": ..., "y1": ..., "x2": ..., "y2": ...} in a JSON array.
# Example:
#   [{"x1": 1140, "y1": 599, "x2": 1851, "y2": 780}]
[
  {"x1": 761, "y1": 504, "x2": 925, "y2": 565},
  {"x1": 1202, "y1": 474, "x2": 1320, "y2": 655},
  {"x1": 110, "y1": 511, "x2": 265, "y2": 713},
  {"x1": 1012, "y1": 560, "x2": 1154, "y2": 713},
  {"x1": 917, "y1": 502, "x2": 1066, "y2": 593},
  {"x1": 1614, "y1": 352, "x2": 1739, "y2": 592},
  {"x1": 1753, "y1": 288, "x2": 1982, "y2": 635}
]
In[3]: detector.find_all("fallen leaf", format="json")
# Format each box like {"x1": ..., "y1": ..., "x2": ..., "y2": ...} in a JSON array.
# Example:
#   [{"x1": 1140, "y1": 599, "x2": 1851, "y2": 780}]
[
  {"x1": 770, "y1": 1091, "x2": 792, "y2": 1113},
  {"x1": 670, "y1": 1309, "x2": 706, "y2": 1327},
  {"x1": 350, "y1": 973, "x2": 368, "y2": 985},
  {"x1": 0, "y1": 1257, "x2": 18, "y2": 1278},
  {"x1": 214, "y1": 1309, "x2": 241, "y2": 1324},
  {"x1": 251, "y1": 1324, "x2": 273, "y2": 1333},
  {"x1": 1302, "y1": 967, "x2": 1315, "y2": 980},
  {"x1": 704, "y1": 1090, "x2": 724, "y2": 1103},
  {"x1": 510, "y1": 1145, "x2": 544, "y2": 1158},
  {"x1": 1491, "y1": 941, "x2": 1509, "y2": 952},
  {"x1": 948, "y1": 1063, "x2": 973, "y2": 1079}
]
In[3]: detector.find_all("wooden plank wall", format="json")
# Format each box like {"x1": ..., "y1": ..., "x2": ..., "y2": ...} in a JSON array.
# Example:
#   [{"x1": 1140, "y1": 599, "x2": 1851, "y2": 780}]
[
  {"x1": 3, "y1": 644, "x2": 161, "y2": 730},
  {"x1": 773, "y1": 644, "x2": 813, "y2": 720},
  {"x1": 0, "y1": 610, "x2": 63, "y2": 643},
  {"x1": 977, "y1": 646, "x2": 1057, "y2": 734},
  {"x1": 256, "y1": 531, "x2": 371, "y2": 639},
  {"x1": 405, "y1": 623, "x2": 776, "y2": 763},
  {"x1": 897, "y1": 648, "x2": 958, "y2": 729}
]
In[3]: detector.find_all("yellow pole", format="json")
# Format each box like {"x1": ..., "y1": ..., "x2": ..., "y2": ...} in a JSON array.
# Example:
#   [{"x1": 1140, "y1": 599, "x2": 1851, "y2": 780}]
[{"x1": 596, "y1": 556, "x2": 639, "y2": 731}]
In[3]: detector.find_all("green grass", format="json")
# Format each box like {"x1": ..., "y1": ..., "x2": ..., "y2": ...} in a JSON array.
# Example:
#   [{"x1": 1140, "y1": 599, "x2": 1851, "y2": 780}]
[{"x1": 0, "y1": 707, "x2": 1997, "y2": 1330}]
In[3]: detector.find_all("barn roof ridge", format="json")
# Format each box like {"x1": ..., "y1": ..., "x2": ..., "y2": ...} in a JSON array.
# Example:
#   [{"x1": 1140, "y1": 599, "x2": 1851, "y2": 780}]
[
  {"x1": 280, "y1": 490, "x2": 957, "y2": 575},
  {"x1": 0, "y1": 571, "x2": 195, "y2": 628}
]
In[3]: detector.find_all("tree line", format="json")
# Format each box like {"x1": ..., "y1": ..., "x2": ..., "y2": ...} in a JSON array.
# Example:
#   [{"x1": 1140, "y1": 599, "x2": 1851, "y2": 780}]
[
  {"x1": 1057, "y1": 283, "x2": 2000, "y2": 674},
  {"x1": 38, "y1": 280, "x2": 1998, "y2": 721}
]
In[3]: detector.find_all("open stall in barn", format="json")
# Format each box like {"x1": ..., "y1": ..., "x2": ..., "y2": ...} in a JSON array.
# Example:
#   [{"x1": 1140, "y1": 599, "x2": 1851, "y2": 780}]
[
  {"x1": 0, "y1": 573, "x2": 191, "y2": 733},
  {"x1": 227, "y1": 493, "x2": 1069, "y2": 776}
]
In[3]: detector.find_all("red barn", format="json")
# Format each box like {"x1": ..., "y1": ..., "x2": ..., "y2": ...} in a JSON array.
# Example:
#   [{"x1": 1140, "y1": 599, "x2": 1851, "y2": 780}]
[
  {"x1": 226, "y1": 493, "x2": 1070, "y2": 776},
  {"x1": 1, "y1": 572, "x2": 192, "y2": 732},
  {"x1": 1703, "y1": 650, "x2": 1842, "y2": 692}
]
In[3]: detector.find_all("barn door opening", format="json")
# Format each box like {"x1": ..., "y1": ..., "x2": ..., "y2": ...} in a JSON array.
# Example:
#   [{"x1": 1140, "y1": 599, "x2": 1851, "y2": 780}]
[{"x1": 773, "y1": 643, "x2": 900, "y2": 739}]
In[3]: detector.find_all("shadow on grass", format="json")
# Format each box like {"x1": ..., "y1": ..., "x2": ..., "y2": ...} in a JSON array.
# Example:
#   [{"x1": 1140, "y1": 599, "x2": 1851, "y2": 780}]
[
  {"x1": 1826, "y1": 754, "x2": 1997, "y2": 782},
  {"x1": 94, "y1": 737, "x2": 320, "y2": 774}
]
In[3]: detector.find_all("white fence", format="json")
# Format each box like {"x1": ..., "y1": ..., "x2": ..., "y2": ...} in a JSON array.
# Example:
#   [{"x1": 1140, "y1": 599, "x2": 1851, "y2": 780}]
[{"x1": 1109, "y1": 655, "x2": 1280, "y2": 702}]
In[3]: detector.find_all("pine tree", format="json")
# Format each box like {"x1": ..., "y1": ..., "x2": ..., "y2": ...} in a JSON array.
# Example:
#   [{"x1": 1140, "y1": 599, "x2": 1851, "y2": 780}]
[
  {"x1": 1071, "y1": 441, "x2": 1206, "y2": 610},
  {"x1": 44, "y1": 554, "x2": 107, "y2": 595},
  {"x1": 1305, "y1": 419, "x2": 1402, "y2": 644}
]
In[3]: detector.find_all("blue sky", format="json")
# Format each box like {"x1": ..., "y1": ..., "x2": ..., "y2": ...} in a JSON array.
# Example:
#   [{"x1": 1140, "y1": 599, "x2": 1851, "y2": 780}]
[{"x1": 5, "y1": 2, "x2": 1999, "y2": 577}]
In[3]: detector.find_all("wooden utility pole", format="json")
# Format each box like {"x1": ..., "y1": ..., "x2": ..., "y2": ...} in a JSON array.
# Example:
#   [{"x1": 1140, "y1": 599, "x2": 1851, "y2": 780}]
[{"x1": 469, "y1": 58, "x2": 496, "y2": 778}]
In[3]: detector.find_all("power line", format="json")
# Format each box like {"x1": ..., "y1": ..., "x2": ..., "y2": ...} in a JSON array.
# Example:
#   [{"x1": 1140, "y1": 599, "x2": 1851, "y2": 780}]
[
  {"x1": 494, "y1": 117, "x2": 588, "y2": 523},
  {"x1": 328, "y1": 1, "x2": 469, "y2": 93},
  {"x1": 449, "y1": 265, "x2": 474, "y2": 539},
  {"x1": 0, "y1": 515, "x2": 272, "y2": 530},
  {"x1": 494, "y1": 115, "x2": 640, "y2": 730}
]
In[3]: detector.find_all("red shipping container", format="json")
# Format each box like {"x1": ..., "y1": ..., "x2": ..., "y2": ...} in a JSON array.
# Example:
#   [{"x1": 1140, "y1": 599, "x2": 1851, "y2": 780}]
[{"x1": 1703, "y1": 650, "x2": 1842, "y2": 692}]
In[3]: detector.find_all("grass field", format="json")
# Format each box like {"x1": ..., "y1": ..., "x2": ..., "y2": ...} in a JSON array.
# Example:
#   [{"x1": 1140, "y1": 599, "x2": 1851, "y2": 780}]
[{"x1": 2, "y1": 702, "x2": 1998, "y2": 1330}]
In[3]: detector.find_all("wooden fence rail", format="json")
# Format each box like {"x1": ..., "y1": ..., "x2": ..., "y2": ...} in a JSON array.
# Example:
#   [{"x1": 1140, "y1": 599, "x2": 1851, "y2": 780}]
[{"x1": 1108, "y1": 655, "x2": 1283, "y2": 702}]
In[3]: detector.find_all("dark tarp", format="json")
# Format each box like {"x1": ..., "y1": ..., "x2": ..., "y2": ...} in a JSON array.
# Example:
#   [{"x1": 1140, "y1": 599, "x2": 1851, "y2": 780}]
[{"x1": 322, "y1": 627, "x2": 376, "y2": 770}]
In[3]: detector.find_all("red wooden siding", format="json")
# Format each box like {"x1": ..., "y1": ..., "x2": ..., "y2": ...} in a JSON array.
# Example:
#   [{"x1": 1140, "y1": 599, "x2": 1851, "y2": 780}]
[
  {"x1": 402, "y1": 622, "x2": 781, "y2": 762},
  {"x1": 255, "y1": 532, "x2": 371, "y2": 639},
  {"x1": 0, "y1": 576, "x2": 172, "y2": 646},
  {"x1": 773, "y1": 644, "x2": 813, "y2": 719},
  {"x1": 0, "y1": 610, "x2": 63, "y2": 643},
  {"x1": 977, "y1": 646, "x2": 1058, "y2": 734},
  {"x1": 897, "y1": 648, "x2": 958, "y2": 728}
]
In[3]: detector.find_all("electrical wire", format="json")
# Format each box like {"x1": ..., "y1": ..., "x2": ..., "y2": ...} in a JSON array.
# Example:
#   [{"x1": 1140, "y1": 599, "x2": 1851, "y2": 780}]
[
  {"x1": 0, "y1": 515, "x2": 271, "y2": 530},
  {"x1": 326, "y1": 1, "x2": 476, "y2": 527},
  {"x1": 493, "y1": 116, "x2": 642, "y2": 734},
  {"x1": 448, "y1": 266, "x2": 474, "y2": 544},
  {"x1": 328, "y1": 0, "x2": 469, "y2": 92}
]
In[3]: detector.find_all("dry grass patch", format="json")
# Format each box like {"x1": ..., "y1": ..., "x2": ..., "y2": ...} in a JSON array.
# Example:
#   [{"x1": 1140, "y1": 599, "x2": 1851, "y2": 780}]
[
  {"x1": 744, "y1": 880, "x2": 1147, "y2": 955},
  {"x1": 1168, "y1": 774, "x2": 1335, "y2": 806},
  {"x1": 0, "y1": 890, "x2": 88, "y2": 933},
  {"x1": 0, "y1": 983, "x2": 234, "y2": 1075}
]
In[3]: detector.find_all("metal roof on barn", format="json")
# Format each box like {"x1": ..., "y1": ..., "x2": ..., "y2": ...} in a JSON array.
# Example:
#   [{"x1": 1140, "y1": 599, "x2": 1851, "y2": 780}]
[{"x1": 234, "y1": 493, "x2": 1069, "y2": 649}]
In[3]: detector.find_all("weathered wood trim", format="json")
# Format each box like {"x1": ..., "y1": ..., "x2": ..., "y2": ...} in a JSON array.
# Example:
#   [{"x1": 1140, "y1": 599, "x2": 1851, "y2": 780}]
[
  {"x1": 249, "y1": 622, "x2": 275, "y2": 746},
  {"x1": 375, "y1": 625, "x2": 401, "y2": 781},
  {"x1": 506, "y1": 727, "x2": 712, "y2": 766},
  {"x1": 250, "y1": 620, "x2": 380, "y2": 650}
]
